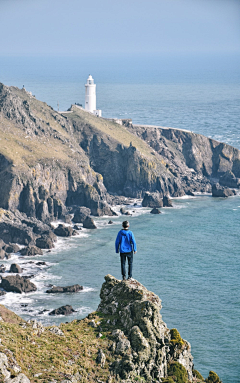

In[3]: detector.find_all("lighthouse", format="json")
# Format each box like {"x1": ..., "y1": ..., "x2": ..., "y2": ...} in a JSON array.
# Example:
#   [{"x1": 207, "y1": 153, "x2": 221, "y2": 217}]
[{"x1": 85, "y1": 75, "x2": 101, "y2": 117}]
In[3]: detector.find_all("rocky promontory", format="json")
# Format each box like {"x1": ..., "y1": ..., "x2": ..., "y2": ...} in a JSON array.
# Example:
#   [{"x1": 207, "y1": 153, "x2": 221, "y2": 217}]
[
  {"x1": 0, "y1": 276, "x2": 221, "y2": 382},
  {"x1": 0, "y1": 82, "x2": 239, "y2": 250}
]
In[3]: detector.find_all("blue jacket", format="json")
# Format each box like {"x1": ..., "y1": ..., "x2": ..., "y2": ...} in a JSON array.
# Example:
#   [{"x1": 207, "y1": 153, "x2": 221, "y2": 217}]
[{"x1": 115, "y1": 229, "x2": 137, "y2": 253}]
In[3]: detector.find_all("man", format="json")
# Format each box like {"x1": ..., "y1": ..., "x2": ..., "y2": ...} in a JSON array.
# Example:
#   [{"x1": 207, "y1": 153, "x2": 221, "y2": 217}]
[{"x1": 115, "y1": 220, "x2": 137, "y2": 281}]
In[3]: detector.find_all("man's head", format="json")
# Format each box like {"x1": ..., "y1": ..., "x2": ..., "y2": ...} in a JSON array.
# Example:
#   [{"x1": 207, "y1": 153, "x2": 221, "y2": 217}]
[{"x1": 122, "y1": 221, "x2": 129, "y2": 229}]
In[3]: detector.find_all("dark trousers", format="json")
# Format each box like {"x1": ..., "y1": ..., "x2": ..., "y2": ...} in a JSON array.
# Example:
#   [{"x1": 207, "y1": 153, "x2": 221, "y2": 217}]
[{"x1": 120, "y1": 252, "x2": 133, "y2": 278}]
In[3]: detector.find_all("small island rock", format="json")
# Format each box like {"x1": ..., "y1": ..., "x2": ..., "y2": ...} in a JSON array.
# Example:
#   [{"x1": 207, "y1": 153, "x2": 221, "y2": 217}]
[
  {"x1": 49, "y1": 305, "x2": 76, "y2": 316},
  {"x1": 0, "y1": 275, "x2": 37, "y2": 293},
  {"x1": 150, "y1": 208, "x2": 161, "y2": 214},
  {"x1": 142, "y1": 192, "x2": 163, "y2": 208},
  {"x1": 46, "y1": 284, "x2": 83, "y2": 293},
  {"x1": 83, "y1": 216, "x2": 97, "y2": 229},
  {"x1": 10, "y1": 263, "x2": 22, "y2": 273}
]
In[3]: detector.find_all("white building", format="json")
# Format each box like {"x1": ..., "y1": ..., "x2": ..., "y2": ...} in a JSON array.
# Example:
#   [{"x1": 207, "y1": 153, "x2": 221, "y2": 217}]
[{"x1": 85, "y1": 75, "x2": 102, "y2": 117}]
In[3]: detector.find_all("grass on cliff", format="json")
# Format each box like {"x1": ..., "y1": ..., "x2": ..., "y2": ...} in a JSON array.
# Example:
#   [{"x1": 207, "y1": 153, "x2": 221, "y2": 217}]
[
  {"x1": 0, "y1": 306, "x2": 116, "y2": 383},
  {"x1": 63, "y1": 106, "x2": 158, "y2": 160}
]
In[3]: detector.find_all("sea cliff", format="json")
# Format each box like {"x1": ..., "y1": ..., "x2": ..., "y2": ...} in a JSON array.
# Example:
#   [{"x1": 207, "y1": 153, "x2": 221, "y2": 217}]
[{"x1": 0, "y1": 275, "x2": 222, "y2": 383}]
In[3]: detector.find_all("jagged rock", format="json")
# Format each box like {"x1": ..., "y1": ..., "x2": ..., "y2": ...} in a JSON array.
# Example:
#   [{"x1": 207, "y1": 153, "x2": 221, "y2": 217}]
[
  {"x1": 48, "y1": 326, "x2": 65, "y2": 336},
  {"x1": 82, "y1": 216, "x2": 97, "y2": 229},
  {"x1": 120, "y1": 207, "x2": 126, "y2": 214},
  {"x1": 72, "y1": 207, "x2": 91, "y2": 223},
  {"x1": 54, "y1": 224, "x2": 73, "y2": 237},
  {"x1": 36, "y1": 261, "x2": 47, "y2": 266},
  {"x1": 108, "y1": 220, "x2": 113, "y2": 224},
  {"x1": 49, "y1": 305, "x2": 76, "y2": 316},
  {"x1": 46, "y1": 284, "x2": 83, "y2": 293},
  {"x1": 150, "y1": 208, "x2": 161, "y2": 214},
  {"x1": 36, "y1": 235, "x2": 55, "y2": 249},
  {"x1": 4, "y1": 243, "x2": 20, "y2": 254},
  {"x1": 19, "y1": 246, "x2": 43, "y2": 256},
  {"x1": 163, "y1": 195, "x2": 173, "y2": 207},
  {"x1": 0, "y1": 249, "x2": 6, "y2": 259},
  {"x1": 219, "y1": 170, "x2": 240, "y2": 188},
  {"x1": 142, "y1": 192, "x2": 163, "y2": 208},
  {"x1": 98, "y1": 275, "x2": 194, "y2": 381},
  {"x1": 10, "y1": 264, "x2": 22, "y2": 273},
  {"x1": 212, "y1": 183, "x2": 235, "y2": 197},
  {"x1": 96, "y1": 349, "x2": 106, "y2": 367},
  {"x1": 0, "y1": 275, "x2": 37, "y2": 293}
]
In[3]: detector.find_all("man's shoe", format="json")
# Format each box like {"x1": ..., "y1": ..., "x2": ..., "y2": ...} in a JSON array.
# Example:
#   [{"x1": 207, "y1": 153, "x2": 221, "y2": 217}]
[
  {"x1": 122, "y1": 276, "x2": 126, "y2": 281},
  {"x1": 127, "y1": 277, "x2": 133, "y2": 281}
]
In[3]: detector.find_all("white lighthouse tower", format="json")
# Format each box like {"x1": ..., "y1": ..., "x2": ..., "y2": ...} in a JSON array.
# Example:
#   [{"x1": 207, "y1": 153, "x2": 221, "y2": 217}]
[{"x1": 85, "y1": 75, "x2": 101, "y2": 117}]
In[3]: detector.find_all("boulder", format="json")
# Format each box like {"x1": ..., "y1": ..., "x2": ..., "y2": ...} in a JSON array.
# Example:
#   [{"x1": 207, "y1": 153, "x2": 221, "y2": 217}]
[
  {"x1": 142, "y1": 192, "x2": 163, "y2": 208},
  {"x1": 0, "y1": 249, "x2": 6, "y2": 260},
  {"x1": 36, "y1": 235, "x2": 55, "y2": 249},
  {"x1": 212, "y1": 183, "x2": 235, "y2": 197},
  {"x1": 120, "y1": 207, "x2": 126, "y2": 215},
  {"x1": 73, "y1": 225, "x2": 82, "y2": 230},
  {"x1": 49, "y1": 305, "x2": 76, "y2": 316},
  {"x1": 0, "y1": 275, "x2": 37, "y2": 293},
  {"x1": 150, "y1": 208, "x2": 161, "y2": 214},
  {"x1": 54, "y1": 224, "x2": 73, "y2": 237},
  {"x1": 10, "y1": 264, "x2": 22, "y2": 273},
  {"x1": 46, "y1": 284, "x2": 83, "y2": 293},
  {"x1": 163, "y1": 196, "x2": 173, "y2": 207},
  {"x1": 72, "y1": 207, "x2": 91, "y2": 223},
  {"x1": 83, "y1": 216, "x2": 97, "y2": 229},
  {"x1": 19, "y1": 246, "x2": 43, "y2": 256},
  {"x1": 36, "y1": 261, "x2": 47, "y2": 266},
  {"x1": 3, "y1": 243, "x2": 20, "y2": 254},
  {"x1": 108, "y1": 220, "x2": 113, "y2": 224},
  {"x1": 0, "y1": 264, "x2": 6, "y2": 273}
]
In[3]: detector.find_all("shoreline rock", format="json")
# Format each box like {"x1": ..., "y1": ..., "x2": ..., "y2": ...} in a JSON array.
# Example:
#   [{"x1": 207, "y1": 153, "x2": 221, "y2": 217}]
[
  {"x1": 46, "y1": 284, "x2": 83, "y2": 293},
  {"x1": 0, "y1": 275, "x2": 37, "y2": 293}
]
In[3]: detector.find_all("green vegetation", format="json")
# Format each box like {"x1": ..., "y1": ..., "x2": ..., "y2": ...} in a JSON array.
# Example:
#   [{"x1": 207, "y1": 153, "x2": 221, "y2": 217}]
[
  {"x1": 193, "y1": 369, "x2": 205, "y2": 382},
  {"x1": 170, "y1": 328, "x2": 185, "y2": 347},
  {"x1": 167, "y1": 362, "x2": 188, "y2": 383},
  {"x1": 205, "y1": 370, "x2": 222, "y2": 383}
]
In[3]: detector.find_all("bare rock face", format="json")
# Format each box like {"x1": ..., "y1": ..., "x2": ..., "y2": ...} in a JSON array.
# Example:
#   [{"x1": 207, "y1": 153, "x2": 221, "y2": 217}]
[
  {"x1": 54, "y1": 224, "x2": 73, "y2": 237},
  {"x1": 72, "y1": 207, "x2": 91, "y2": 223},
  {"x1": 212, "y1": 183, "x2": 236, "y2": 197},
  {"x1": 219, "y1": 170, "x2": 240, "y2": 188},
  {"x1": 142, "y1": 192, "x2": 163, "y2": 208},
  {"x1": 163, "y1": 195, "x2": 173, "y2": 207},
  {"x1": 9, "y1": 264, "x2": 22, "y2": 273},
  {"x1": 46, "y1": 284, "x2": 83, "y2": 293},
  {"x1": 19, "y1": 246, "x2": 43, "y2": 256},
  {"x1": 49, "y1": 305, "x2": 76, "y2": 316},
  {"x1": 4, "y1": 243, "x2": 20, "y2": 254},
  {"x1": 36, "y1": 234, "x2": 55, "y2": 249},
  {"x1": 98, "y1": 275, "x2": 194, "y2": 382},
  {"x1": 150, "y1": 207, "x2": 161, "y2": 214},
  {"x1": 83, "y1": 216, "x2": 97, "y2": 229},
  {"x1": 0, "y1": 275, "x2": 37, "y2": 293}
]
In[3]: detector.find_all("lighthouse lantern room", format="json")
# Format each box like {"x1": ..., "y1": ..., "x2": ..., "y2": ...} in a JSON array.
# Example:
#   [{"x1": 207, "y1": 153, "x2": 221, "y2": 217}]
[{"x1": 85, "y1": 75, "x2": 101, "y2": 117}]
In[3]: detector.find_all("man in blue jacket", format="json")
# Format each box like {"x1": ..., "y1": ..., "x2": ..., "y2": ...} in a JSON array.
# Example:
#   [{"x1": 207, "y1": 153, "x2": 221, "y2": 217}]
[{"x1": 115, "y1": 220, "x2": 137, "y2": 281}]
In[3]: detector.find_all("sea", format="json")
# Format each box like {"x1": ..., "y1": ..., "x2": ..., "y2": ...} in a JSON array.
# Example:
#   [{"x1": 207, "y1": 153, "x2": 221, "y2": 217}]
[{"x1": 0, "y1": 53, "x2": 240, "y2": 382}]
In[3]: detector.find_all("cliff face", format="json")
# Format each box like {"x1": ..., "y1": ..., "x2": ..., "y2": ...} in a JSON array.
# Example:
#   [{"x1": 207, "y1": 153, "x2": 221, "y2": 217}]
[
  {"x1": 0, "y1": 82, "x2": 239, "y2": 223},
  {"x1": 0, "y1": 83, "x2": 112, "y2": 222},
  {"x1": 98, "y1": 275, "x2": 194, "y2": 382},
  {"x1": 0, "y1": 276, "x2": 221, "y2": 383}
]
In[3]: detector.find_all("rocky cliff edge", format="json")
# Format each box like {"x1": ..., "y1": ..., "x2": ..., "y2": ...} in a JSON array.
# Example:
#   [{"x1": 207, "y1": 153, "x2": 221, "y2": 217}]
[{"x1": 0, "y1": 275, "x2": 222, "y2": 383}]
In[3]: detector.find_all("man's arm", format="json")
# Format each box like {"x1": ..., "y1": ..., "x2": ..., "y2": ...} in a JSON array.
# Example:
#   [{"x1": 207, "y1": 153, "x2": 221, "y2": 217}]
[
  {"x1": 131, "y1": 232, "x2": 137, "y2": 253},
  {"x1": 115, "y1": 232, "x2": 121, "y2": 253}
]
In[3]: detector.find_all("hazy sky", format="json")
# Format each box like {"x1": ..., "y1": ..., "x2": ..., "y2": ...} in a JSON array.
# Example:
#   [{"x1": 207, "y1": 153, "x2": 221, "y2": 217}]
[{"x1": 0, "y1": 0, "x2": 239, "y2": 56}]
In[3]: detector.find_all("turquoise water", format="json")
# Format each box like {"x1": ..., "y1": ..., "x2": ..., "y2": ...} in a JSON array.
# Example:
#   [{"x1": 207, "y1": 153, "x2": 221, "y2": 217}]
[{"x1": 0, "y1": 55, "x2": 240, "y2": 382}]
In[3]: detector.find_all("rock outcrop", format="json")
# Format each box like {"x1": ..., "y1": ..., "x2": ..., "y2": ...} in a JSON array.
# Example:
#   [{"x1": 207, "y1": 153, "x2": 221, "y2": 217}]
[
  {"x1": 97, "y1": 274, "x2": 194, "y2": 382},
  {"x1": 49, "y1": 305, "x2": 76, "y2": 316},
  {"x1": 212, "y1": 183, "x2": 236, "y2": 197},
  {"x1": 0, "y1": 275, "x2": 37, "y2": 293},
  {"x1": 46, "y1": 284, "x2": 83, "y2": 293}
]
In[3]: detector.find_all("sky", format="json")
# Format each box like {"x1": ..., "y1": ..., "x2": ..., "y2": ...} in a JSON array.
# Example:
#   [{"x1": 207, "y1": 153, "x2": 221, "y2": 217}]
[{"x1": 0, "y1": 0, "x2": 239, "y2": 56}]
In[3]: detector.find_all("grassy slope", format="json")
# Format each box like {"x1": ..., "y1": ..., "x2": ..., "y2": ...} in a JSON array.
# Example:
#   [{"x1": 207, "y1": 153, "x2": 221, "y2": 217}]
[{"x1": 64, "y1": 106, "x2": 158, "y2": 160}]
